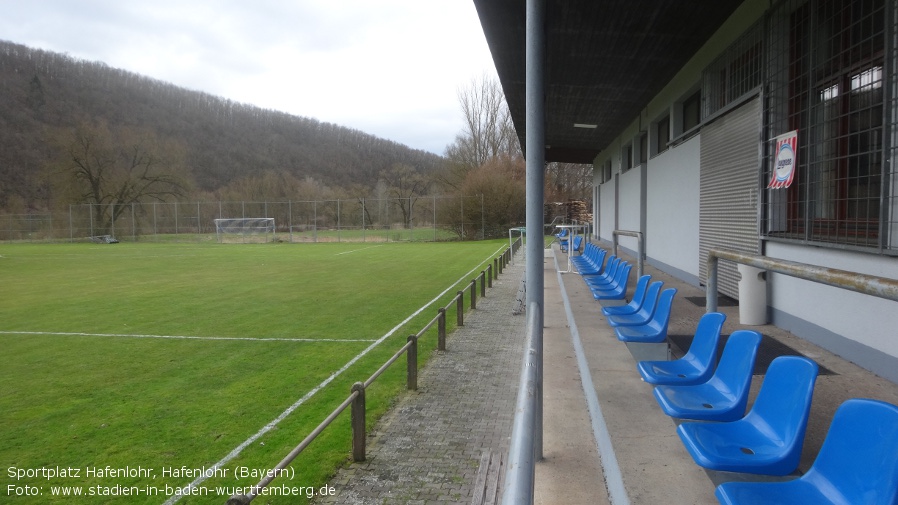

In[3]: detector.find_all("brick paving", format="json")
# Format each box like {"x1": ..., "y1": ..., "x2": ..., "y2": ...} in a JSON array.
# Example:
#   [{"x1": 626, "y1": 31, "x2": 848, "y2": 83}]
[{"x1": 315, "y1": 258, "x2": 527, "y2": 505}]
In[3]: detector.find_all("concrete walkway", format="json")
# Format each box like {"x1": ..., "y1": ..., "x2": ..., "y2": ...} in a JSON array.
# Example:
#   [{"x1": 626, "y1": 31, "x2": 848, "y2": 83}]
[
  {"x1": 317, "y1": 243, "x2": 898, "y2": 504},
  {"x1": 316, "y1": 254, "x2": 533, "y2": 504}
]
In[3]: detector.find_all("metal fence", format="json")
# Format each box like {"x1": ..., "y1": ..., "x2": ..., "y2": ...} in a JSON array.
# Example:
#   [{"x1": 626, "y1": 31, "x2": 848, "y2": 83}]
[
  {"x1": 224, "y1": 240, "x2": 521, "y2": 504},
  {"x1": 0, "y1": 196, "x2": 488, "y2": 243}
]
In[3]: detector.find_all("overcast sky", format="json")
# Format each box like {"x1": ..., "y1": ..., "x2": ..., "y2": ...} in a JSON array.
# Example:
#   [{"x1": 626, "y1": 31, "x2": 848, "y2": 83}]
[{"x1": 0, "y1": 0, "x2": 498, "y2": 155}]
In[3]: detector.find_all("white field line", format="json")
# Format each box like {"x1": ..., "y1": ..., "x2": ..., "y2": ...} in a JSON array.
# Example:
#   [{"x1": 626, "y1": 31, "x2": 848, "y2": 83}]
[
  {"x1": 336, "y1": 245, "x2": 384, "y2": 255},
  {"x1": 163, "y1": 244, "x2": 506, "y2": 503},
  {"x1": 0, "y1": 331, "x2": 375, "y2": 343}
]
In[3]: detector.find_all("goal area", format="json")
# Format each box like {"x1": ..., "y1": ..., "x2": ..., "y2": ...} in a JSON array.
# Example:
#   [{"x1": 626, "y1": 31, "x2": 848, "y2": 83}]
[{"x1": 214, "y1": 218, "x2": 276, "y2": 243}]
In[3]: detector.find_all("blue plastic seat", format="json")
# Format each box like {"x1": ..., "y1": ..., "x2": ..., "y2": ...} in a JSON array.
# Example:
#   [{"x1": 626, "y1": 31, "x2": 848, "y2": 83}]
[
  {"x1": 606, "y1": 280, "x2": 664, "y2": 326},
  {"x1": 716, "y1": 398, "x2": 898, "y2": 505},
  {"x1": 573, "y1": 243, "x2": 605, "y2": 272},
  {"x1": 591, "y1": 263, "x2": 632, "y2": 300},
  {"x1": 601, "y1": 275, "x2": 653, "y2": 315},
  {"x1": 652, "y1": 330, "x2": 761, "y2": 421},
  {"x1": 614, "y1": 288, "x2": 677, "y2": 343},
  {"x1": 577, "y1": 249, "x2": 610, "y2": 276},
  {"x1": 562, "y1": 235, "x2": 583, "y2": 253},
  {"x1": 585, "y1": 259, "x2": 628, "y2": 289},
  {"x1": 583, "y1": 256, "x2": 620, "y2": 285},
  {"x1": 677, "y1": 356, "x2": 819, "y2": 475},
  {"x1": 636, "y1": 312, "x2": 726, "y2": 385}
]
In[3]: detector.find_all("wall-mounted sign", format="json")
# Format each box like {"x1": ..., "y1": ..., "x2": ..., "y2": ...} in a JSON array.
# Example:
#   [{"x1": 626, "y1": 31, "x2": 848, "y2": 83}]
[{"x1": 768, "y1": 130, "x2": 798, "y2": 189}]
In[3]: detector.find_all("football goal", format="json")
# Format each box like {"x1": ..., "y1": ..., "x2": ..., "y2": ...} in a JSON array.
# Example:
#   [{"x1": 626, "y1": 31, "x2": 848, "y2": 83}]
[{"x1": 214, "y1": 217, "x2": 276, "y2": 243}]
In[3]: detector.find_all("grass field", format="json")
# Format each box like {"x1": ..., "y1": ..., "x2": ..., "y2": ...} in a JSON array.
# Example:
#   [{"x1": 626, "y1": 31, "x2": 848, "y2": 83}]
[{"x1": 0, "y1": 240, "x2": 509, "y2": 504}]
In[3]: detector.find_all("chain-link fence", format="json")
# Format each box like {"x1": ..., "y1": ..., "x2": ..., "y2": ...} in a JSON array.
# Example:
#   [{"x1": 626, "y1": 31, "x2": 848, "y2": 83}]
[{"x1": 0, "y1": 196, "x2": 490, "y2": 243}]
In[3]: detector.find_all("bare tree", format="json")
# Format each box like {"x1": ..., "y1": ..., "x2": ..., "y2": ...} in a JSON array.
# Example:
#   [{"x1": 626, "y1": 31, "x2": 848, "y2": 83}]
[
  {"x1": 545, "y1": 162, "x2": 594, "y2": 202},
  {"x1": 441, "y1": 76, "x2": 520, "y2": 190},
  {"x1": 379, "y1": 163, "x2": 429, "y2": 228},
  {"x1": 54, "y1": 120, "x2": 188, "y2": 234}
]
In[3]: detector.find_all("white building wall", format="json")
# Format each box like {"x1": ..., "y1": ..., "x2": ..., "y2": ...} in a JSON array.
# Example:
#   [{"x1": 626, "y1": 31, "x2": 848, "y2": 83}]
[
  {"x1": 645, "y1": 137, "x2": 701, "y2": 281},
  {"x1": 766, "y1": 242, "x2": 898, "y2": 361},
  {"x1": 617, "y1": 166, "x2": 643, "y2": 254}
]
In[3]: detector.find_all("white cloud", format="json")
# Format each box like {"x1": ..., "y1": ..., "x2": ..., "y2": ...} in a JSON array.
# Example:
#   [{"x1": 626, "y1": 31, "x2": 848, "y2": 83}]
[{"x1": 0, "y1": 0, "x2": 497, "y2": 155}]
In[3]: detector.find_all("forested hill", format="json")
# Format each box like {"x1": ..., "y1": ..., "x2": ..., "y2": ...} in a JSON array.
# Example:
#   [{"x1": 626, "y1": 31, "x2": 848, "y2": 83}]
[{"x1": 0, "y1": 40, "x2": 445, "y2": 210}]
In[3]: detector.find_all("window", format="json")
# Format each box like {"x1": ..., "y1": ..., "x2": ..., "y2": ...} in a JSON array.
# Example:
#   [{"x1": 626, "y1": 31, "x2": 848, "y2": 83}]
[
  {"x1": 638, "y1": 133, "x2": 648, "y2": 165},
  {"x1": 763, "y1": 0, "x2": 890, "y2": 249},
  {"x1": 600, "y1": 159, "x2": 612, "y2": 183},
  {"x1": 654, "y1": 114, "x2": 670, "y2": 155},
  {"x1": 681, "y1": 91, "x2": 701, "y2": 134},
  {"x1": 622, "y1": 142, "x2": 633, "y2": 172},
  {"x1": 703, "y1": 20, "x2": 763, "y2": 116}
]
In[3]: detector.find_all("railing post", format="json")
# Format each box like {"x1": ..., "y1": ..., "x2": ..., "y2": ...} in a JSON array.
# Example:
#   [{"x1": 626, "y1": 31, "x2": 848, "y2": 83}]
[
  {"x1": 499, "y1": 254, "x2": 504, "y2": 274},
  {"x1": 493, "y1": 258, "x2": 499, "y2": 280},
  {"x1": 706, "y1": 253, "x2": 719, "y2": 312},
  {"x1": 351, "y1": 382, "x2": 366, "y2": 462},
  {"x1": 480, "y1": 271, "x2": 487, "y2": 298},
  {"x1": 457, "y1": 290, "x2": 464, "y2": 326},
  {"x1": 470, "y1": 279, "x2": 477, "y2": 309},
  {"x1": 438, "y1": 308, "x2": 446, "y2": 351},
  {"x1": 487, "y1": 264, "x2": 494, "y2": 288},
  {"x1": 406, "y1": 335, "x2": 418, "y2": 390}
]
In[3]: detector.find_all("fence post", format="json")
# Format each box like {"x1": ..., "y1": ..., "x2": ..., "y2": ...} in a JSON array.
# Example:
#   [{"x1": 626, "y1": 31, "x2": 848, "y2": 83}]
[
  {"x1": 351, "y1": 382, "x2": 366, "y2": 462},
  {"x1": 470, "y1": 279, "x2": 477, "y2": 309},
  {"x1": 499, "y1": 253, "x2": 504, "y2": 274},
  {"x1": 406, "y1": 335, "x2": 418, "y2": 390},
  {"x1": 487, "y1": 264, "x2": 493, "y2": 288},
  {"x1": 457, "y1": 291, "x2": 464, "y2": 326},
  {"x1": 493, "y1": 259, "x2": 499, "y2": 280},
  {"x1": 480, "y1": 271, "x2": 487, "y2": 298},
  {"x1": 438, "y1": 308, "x2": 447, "y2": 351}
]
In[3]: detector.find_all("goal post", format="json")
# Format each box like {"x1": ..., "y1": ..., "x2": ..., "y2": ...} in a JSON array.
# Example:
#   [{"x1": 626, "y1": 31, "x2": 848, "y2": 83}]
[{"x1": 214, "y1": 217, "x2": 276, "y2": 243}]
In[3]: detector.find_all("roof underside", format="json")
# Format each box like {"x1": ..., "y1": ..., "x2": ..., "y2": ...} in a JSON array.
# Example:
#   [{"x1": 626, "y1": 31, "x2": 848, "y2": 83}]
[{"x1": 473, "y1": 0, "x2": 744, "y2": 164}]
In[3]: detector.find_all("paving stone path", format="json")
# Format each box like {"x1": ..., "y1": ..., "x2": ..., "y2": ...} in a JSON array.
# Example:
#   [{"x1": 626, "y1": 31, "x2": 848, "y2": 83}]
[{"x1": 315, "y1": 258, "x2": 527, "y2": 504}]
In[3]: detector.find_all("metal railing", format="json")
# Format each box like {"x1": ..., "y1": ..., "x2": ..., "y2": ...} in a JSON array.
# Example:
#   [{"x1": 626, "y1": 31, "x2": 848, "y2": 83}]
[
  {"x1": 226, "y1": 242, "x2": 520, "y2": 504},
  {"x1": 612, "y1": 229, "x2": 645, "y2": 278},
  {"x1": 501, "y1": 302, "x2": 543, "y2": 505},
  {"x1": 705, "y1": 248, "x2": 898, "y2": 312}
]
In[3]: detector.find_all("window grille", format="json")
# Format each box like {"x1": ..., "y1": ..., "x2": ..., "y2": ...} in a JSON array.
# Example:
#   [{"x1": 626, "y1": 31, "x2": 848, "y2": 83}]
[
  {"x1": 703, "y1": 20, "x2": 764, "y2": 117},
  {"x1": 762, "y1": 0, "x2": 896, "y2": 252}
]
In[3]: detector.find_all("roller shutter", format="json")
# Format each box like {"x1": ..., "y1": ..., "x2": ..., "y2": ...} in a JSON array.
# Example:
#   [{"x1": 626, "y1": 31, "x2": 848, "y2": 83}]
[{"x1": 699, "y1": 97, "x2": 762, "y2": 299}]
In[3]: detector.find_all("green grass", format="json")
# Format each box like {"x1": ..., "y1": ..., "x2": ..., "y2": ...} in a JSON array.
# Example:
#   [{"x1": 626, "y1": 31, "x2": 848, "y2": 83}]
[{"x1": 0, "y1": 240, "x2": 507, "y2": 504}]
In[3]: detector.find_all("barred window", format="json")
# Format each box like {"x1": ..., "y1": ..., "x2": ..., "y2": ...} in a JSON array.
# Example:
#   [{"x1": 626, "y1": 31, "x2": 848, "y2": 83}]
[
  {"x1": 763, "y1": 0, "x2": 893, "y2": 250},
  {"x1": 703, "y1": 20, "x2": 763, "y2": 117}
]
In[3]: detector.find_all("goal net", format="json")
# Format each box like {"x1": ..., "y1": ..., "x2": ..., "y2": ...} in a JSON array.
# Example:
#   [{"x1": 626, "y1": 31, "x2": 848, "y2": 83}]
[{"x1": 214, "y1": 218, "x2": 276, "y2": 243}]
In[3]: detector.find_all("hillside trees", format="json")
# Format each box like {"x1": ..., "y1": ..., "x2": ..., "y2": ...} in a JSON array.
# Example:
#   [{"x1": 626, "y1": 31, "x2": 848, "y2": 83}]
[
  {"x1": 51, "y1": 120, "x2": 189, "y2": 234},
  {"x1": 0, "y1": 40, "x2": 443, "y2": 212}
]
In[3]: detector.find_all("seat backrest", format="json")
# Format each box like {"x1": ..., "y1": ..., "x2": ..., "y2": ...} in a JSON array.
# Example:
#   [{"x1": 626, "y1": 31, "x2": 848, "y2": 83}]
[
  {"x1": 628, "y1": 275, "x2": 651, "y2": 305},
  {"x1": 681, "y1": 312, "x2": 726, "y2": 373},
  {"x1": 743, "y1": 356, "x2": 818, "y2": 473},
  {"x1": 706, "y1": 330, "x2": 762, "y2": 407},
  {"x1": 637, "y1": 281, "x2": 664, "y2": 318},
  {"x1": 648, "y1": 288, "x2": 677, "y2": 332},
  {"x1": 590, "y1": 247, "x2": 607, "y2": 270},
  {"x1": 571, "y1": 235, "x2": 583, "y2": 252},
  {"x1": 807, "y1": 398, "x2": 898, "y2": 503},
  {"x1": 746, "y1": 356, "x2": 818, "y2": 436},
  {"x1": 611, "y1": 263, "x2": 632, "y2": 290},
  {"x1": 601, "y1": 257, "x2": 621, "y2": 279}
]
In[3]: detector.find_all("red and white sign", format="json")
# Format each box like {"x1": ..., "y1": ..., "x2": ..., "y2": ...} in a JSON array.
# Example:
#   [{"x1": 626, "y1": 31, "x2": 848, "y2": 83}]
[{"x1": 768, "y1": 130, "x2": 798, "y2": 189}]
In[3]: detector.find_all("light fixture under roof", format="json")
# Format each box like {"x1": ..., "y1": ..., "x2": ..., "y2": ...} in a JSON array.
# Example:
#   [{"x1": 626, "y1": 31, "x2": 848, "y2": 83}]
[{"x1": 573, "y1": 123, "x2": 597, "y2": 129}]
